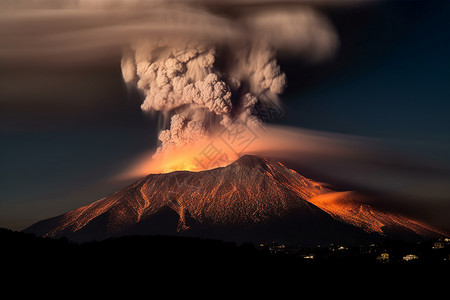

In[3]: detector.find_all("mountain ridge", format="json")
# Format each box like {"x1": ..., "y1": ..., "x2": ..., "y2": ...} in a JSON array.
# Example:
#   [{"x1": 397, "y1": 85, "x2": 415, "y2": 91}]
[{"x1": 24, "y1": 155, "x2": 445, "y2": 244}]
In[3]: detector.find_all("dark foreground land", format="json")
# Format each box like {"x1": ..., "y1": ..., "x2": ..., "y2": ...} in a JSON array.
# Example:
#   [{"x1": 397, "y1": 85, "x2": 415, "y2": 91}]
[{"x1": 1, "y1": 228, "x2": 449, "y2": 281}]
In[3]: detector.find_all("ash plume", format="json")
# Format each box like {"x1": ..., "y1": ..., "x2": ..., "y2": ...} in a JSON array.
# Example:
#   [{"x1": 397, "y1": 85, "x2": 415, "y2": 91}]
[
  {"x1": 0, "y1": 0, "x2": 339, "y2": 157},
  {"x1": 117, "y1": 2, "x2": 338, "y2": 155}
]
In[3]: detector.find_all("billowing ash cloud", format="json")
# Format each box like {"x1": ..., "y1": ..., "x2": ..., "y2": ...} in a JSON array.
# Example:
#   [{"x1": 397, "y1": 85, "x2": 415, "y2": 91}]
[
  {"x1": 121, "y1": 40, "x2": 287, "y2": 152},
  {"x1": 118, "y1": 2, "x2": 339, "y2": 154},
  {"x1": 122, "y1": 42, "x2": 232, "y2": 115},
  {"x1": 0, "y1": 0, "x2": 339, "y2": 156}
]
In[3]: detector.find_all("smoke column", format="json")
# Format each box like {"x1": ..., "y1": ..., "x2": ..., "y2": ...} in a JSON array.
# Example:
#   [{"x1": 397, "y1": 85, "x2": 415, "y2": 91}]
[
  {"x1": 0, "y1": 0, "x2": 339, "y2": 167},
  {"x1": 119, "y1": 2, "x2": 339, "y2": 158},
  {"x1": 0, "y1": 0, "x2": 344, "y2": 172}
]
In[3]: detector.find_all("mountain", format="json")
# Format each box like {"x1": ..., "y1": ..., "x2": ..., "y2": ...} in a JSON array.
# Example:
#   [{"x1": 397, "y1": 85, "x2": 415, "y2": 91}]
[{"x1": 23, "y1": 155, "x2": 445, "y2": 244}]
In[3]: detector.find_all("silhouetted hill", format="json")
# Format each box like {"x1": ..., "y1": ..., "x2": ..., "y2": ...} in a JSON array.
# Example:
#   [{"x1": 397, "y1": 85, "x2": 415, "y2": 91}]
[
  {"x1": 1, "y1": 227, "x2": 285, "y2": 271},
  {"x1": 3, "y1": 227, "x2": 450, "y2": 290}
]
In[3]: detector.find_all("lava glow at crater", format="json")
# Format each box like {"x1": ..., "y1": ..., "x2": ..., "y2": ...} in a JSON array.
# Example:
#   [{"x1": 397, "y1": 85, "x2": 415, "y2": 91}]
[
  {"x1": 118, "y1": 122, "x2": 270, "y2": 178},
  {"x1": 113, "y1": 125, "x2": 367, "y2": 180},
  {"x1": 120, "y1": 136, "x2": 243, "y2": 178}
]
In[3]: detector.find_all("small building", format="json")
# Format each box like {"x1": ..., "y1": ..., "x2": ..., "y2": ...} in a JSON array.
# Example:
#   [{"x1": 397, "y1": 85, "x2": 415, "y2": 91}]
[
  {"x1": 303, "y1": 254, "x2": 314, "y2": 260},
  {"x1": 402, "y1": 254, "x2": 419, "y2": 262},
  {"x1": 432, "y1": 241, "x2": 445, "y2": 250},
  {"x1": 268, "y1": 243, "x2": 286, "y2": 254},
  {"x1": 377, "y1": 253, "x2": 390, "y2": 263}
]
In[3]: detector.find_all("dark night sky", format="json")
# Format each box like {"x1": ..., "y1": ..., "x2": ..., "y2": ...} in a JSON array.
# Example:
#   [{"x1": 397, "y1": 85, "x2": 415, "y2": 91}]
[{"x1": 1, "y1": 1, "x2": 450, "y2": 231}]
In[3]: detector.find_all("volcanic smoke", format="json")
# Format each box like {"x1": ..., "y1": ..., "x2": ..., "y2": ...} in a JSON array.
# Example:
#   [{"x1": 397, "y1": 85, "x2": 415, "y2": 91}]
[
  {"x1": 0, "y1": 0, "x2": 339, "y2": 173},
  {"x1": 119, "y1": 1, "x2": 339, "y2": 171}
]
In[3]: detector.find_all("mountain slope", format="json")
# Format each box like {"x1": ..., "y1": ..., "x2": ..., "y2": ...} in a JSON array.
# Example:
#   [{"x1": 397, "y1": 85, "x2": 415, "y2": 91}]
[
  {"x1": 24, "y1": 155, "x2": 444, "y2": 244},
  {"x1": 308, "y1": 191, "x2": 444, "y2": 240}
]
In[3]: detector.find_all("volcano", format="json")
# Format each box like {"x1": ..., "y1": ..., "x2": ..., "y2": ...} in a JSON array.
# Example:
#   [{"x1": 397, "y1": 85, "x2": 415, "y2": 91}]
[{"x1": 24, "y1": 155, "x2": 444, "y2": 245}]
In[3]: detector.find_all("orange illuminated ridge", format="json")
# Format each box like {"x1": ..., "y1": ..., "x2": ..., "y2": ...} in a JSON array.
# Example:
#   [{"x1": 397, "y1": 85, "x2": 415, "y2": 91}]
[
  {"x1": 41, "y1": 156, "x2": 328, "y2": 238},
  {"x1": 28, "y1": 155, "x2": 446, "y2": 242},
  {"x1": 308, "y1": 191, "x2": 445, "y2": 237}
]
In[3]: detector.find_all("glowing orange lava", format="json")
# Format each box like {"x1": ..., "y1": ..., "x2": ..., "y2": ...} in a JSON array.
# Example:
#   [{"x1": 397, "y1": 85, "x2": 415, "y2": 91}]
[
  {"x1": 118, "y1": 136, "x2": 244, "y2": 180},
  {"x1": 115, "y1": 125, "x2": 356, "y2": 181}
]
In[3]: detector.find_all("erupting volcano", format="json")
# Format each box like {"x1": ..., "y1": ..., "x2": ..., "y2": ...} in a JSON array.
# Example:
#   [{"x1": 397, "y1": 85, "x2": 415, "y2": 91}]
[{"x1": 24, "y1": 155, "x2": 444, "y2": 245}]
